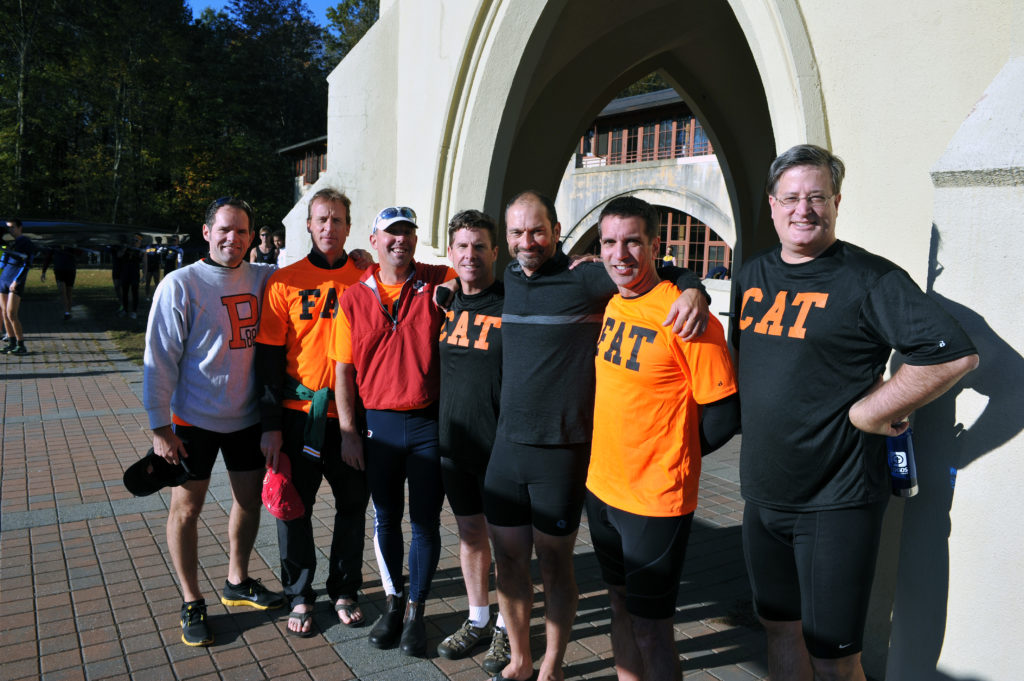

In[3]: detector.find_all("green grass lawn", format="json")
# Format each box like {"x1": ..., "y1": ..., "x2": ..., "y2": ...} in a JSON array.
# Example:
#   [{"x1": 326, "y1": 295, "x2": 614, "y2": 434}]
[{"x1": 24, "y1": 268, "x2": 149, "y2": 364}]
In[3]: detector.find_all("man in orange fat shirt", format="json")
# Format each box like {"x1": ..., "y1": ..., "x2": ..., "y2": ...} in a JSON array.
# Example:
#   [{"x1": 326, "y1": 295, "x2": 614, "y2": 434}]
[
  {"x1": 255, "y1": 188, "x2": 372, "y2": 637},
  {"x1": 587, "y1": 196, "x2": 740, "y2": 681}
]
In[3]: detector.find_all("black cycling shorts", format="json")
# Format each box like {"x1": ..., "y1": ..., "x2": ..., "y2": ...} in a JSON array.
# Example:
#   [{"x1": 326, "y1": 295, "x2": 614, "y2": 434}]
[
  {"x1": 441, "y1": 456, "x2": 486, "y2": 516},
  {"x1": 742, "y1": 498, "x2": 889, "y2": 659},
  {"x1": 54, "y1": 268, "x2": 76, "y2": 287},
  {"x1": 483, "y1": 439, "x2": 589, "y2": 536},
  {"x1": 2, "y1": 282, "x2": 25, "y2": 296},
  {"x1": 586, "y1": 491, "x2": 694, "y2": 619},
  {"x1": 171, "y1": 422, "x2": 263, "y2": 480}
]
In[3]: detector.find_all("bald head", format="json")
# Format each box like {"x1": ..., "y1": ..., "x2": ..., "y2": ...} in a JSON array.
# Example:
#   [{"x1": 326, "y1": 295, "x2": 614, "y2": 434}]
[{"x1": 505, "y1": 191, "x2": 561, "y2": 276}]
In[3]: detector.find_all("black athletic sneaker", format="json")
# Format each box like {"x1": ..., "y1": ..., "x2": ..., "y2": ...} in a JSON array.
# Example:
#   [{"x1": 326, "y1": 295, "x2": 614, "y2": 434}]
[
  {"x1": 0, "y1": 342, "x2": 15, "y2": 354},
  {"x1": 10, "y1": 344, "x2": 27, "y2": 355},
  {"x1": 181, "y1": 600, "x2": 213, "y2": 646},
  {"x1": 220, "y1": 578, "x2": 285, "y2": 610}
]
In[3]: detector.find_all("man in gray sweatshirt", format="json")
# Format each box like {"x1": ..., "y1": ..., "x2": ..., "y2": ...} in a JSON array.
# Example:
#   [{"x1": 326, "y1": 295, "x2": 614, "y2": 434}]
[{"x1": 143, "y1": 197, "x2": 284, "y2": 647}]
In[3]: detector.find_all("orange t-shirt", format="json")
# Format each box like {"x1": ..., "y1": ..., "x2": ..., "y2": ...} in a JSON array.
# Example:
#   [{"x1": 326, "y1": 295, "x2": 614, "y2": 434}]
[
  {"x1": 588, "y1": 280, "x2": 737, "y2": 517},
  {"x1": 255, "y1": 256, "x2": 364, "y2": 417}
]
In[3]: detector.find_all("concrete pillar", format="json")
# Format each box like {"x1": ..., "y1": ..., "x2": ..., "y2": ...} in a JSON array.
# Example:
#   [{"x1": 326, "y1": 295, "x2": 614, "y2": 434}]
[{"x1": 886, "y1": 55, "x2": 1024, "y2": 681}]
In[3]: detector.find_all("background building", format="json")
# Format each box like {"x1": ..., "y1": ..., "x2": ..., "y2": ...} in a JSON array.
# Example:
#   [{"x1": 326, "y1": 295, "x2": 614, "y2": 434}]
[
  {"x1": 279, "y1": 135, "x2": 328, "y2": 207},
  {"x1": 282, "y1": 2, "x2": 1024, "y2": 678},
  {"x1": 557, "y1": 88, "x2": 733, "y2": 281}
]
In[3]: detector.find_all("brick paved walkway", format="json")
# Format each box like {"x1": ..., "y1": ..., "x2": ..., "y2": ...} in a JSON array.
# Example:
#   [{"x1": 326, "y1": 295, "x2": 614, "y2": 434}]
[{"x1": 0, "y1": 291, "x2": 766, "y2": 680}]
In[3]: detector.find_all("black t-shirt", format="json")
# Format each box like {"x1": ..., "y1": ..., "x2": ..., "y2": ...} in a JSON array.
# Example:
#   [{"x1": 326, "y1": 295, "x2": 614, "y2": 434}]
[
  {"x1": 438, "y1": 281, "x2": 504, "y2": 470},
  {"x1": 498, "y1": 251, "x2": 618, "y2": 445},
  {"x1": 732, "y1": 240, "x2": 977, "y2": 511},
  {"x1": 499, "y1": 248, "x2": 705, "y2": 446},
  {"x1": 51, "y1": 247, "x2": 76, "y2": 272},
  {"x1": 116, "y1": 248, "x2": 143, "y2": 283},
  {"x1": 253, "y1": 247, "x2": 278, "y2": 265}
]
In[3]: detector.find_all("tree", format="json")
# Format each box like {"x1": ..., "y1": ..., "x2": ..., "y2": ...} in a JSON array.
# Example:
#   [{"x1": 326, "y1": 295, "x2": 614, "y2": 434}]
[
  {"x1": 617, "y1": 72, "x2": 670, "y2": 99},
  {"x1": 0, "y1": 0, "x2": 332, "y2": 232},
  {"x1": 324, "y1": 0, "x2": 379, "y2": 65}
]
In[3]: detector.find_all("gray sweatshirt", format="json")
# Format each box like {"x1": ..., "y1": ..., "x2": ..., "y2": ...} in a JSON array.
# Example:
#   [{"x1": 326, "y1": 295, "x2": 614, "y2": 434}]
[{"x1": 143, "y1": 259, "x2": 273, "y2": 433}]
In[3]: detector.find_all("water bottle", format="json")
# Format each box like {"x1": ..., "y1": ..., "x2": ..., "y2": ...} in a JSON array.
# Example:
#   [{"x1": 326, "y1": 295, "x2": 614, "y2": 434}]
[{"x1": 886, "y1": 428, "x2": 918, "y2": 497}]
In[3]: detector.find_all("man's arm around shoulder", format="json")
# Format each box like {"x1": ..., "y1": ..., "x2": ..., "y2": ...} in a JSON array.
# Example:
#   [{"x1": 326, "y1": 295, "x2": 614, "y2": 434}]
[{"x1": 659, "y1": 267, "x2": 711, "y2": 341}]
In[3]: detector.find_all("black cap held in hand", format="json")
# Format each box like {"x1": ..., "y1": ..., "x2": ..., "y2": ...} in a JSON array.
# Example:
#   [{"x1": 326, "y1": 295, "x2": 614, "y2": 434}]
[{"x1": 123, "y1": 448, "x2": 193, "y2": 497}]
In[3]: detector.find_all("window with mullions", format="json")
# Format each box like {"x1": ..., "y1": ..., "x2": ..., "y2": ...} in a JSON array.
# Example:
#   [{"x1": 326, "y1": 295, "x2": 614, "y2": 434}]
[
  {"x1": 692, "y1": 124, "x2": 710, "y2": 156},
  {"x1": 675, "y1": 123, "x2": 688, "y2": 158},
  {"x1": 657, "y1": 207, "x2": 731, "y2": 277},
  {"x1": 610, "y1": 128, "x2": 623, "y2": 164},
  {"x1": 657, "y1": 119, "x2": 675, "y2": 159},
  {"x1": 706, "y1": 245, "x2": 726, "y2": 271},
  {"x1": 641, "y1": 126, "x2": 656, "y2": 161},
  {"x1": 625, "y1": 125, "x2": 639, "y2": 163}
]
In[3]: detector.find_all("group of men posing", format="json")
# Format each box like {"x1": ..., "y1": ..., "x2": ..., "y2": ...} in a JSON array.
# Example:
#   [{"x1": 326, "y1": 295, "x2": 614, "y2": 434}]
[{"x1": 142, "y1": 144, "x2": 978, "y2": 681}]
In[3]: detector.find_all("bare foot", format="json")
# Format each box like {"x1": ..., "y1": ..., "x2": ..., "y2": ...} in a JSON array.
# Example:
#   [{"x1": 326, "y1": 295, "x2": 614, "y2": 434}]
[
  {"x1": 288, "y1": 603, "x2": 314, "y2": 636},
  {"x1": 335, "y1": 597, "x2": 364, "y2": 627},
  {"x1": 499, "y1": 662, "x2": 536, "y2": 681}
]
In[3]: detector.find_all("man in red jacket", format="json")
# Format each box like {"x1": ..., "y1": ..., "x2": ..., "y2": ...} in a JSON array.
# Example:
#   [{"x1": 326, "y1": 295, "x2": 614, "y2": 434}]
[{"x1": 329, "y1": 206, "x2": 455, "y2": 657}]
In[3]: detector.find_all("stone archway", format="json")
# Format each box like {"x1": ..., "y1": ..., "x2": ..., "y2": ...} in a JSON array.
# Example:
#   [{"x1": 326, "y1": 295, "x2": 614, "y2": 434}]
[
  {"x1": 560, "y1": 186, "x2": 735, "y2": 256},
  {"x1": 438, "y1": 0, "x2": 828, "y2": 269}
]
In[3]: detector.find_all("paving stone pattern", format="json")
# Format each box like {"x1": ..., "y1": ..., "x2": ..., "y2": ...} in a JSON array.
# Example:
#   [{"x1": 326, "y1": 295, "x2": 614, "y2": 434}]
[{"x1": 0, "y1": 294, "x2": 767, "y2": 680}]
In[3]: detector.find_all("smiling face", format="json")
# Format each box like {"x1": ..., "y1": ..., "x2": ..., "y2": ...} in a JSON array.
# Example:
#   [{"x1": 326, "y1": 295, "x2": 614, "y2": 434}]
[
  {"x1": 599, "y1": 214, "x2": 661, "y2": 297},
  {"x1": 505, "y1": 197, "x2": 559, "y2": 276},
  {"x1": 202, "y1": 205, "x2": 253, "y2": 267},
  {"x1": 448, "y1": 227, "x2": 497, "y2": 294},
  {"x1": 370, "y1": 221, "x2": 417, "y2": 273},
  {"x1": 307, "y1": 197, "x2": 350, "y2": 260},
  {"x1": 769, "y1": 164, "x2": 841, "y2": 263}
]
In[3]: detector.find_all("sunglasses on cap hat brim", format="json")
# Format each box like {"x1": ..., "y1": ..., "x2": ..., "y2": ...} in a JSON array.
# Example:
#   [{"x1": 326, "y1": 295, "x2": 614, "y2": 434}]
[{"x1": 372, "y1": 206, "x2": 418, "y2": 233}]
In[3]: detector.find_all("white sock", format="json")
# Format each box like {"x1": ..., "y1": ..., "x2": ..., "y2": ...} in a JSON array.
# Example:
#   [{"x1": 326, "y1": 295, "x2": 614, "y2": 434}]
[
  {"x1": 469, "y1": 605, "x2": 490, "y2": 628},
  {"x1": 495, "y1": 612, "x2": 506, "y2": 630}
]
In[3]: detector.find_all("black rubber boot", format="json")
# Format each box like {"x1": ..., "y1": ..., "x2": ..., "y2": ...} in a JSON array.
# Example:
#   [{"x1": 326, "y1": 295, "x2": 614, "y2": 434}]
[
  {"x1": 368, "y1": 594, "x2": 405, "y2": 649},
  {"x1": 399, "y1": 600, "x2": 426, "y2": 656}
]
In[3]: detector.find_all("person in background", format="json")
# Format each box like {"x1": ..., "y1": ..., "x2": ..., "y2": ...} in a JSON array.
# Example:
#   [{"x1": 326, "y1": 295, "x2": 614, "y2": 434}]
[
  {"x1": 274, "y1": 230, "x2": 287, "y2": 266},
  {"x1": 145, "y1": 236, "x2": 163, "y2": 301},
  {"x1": 116, "y1": 233, "x2": 144, "y2": 320},
  {"x1": 163, "y1": 235, "x2": 182, "y2": 275},
  {"x1": 250, "y1": 225, "x2": 279, "y2": 265},
  {"x1": 40, "y1": 244, "x2": 78, "y2": 320},
  {"x1": 0, "y1": 219, "x2": 36, "y2": 355}
]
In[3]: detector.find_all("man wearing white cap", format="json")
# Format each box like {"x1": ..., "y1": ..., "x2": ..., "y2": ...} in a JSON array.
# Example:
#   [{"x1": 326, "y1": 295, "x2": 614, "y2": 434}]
[{"x1": 329, "y1": 206, "x2": 456, "y2": 656}]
